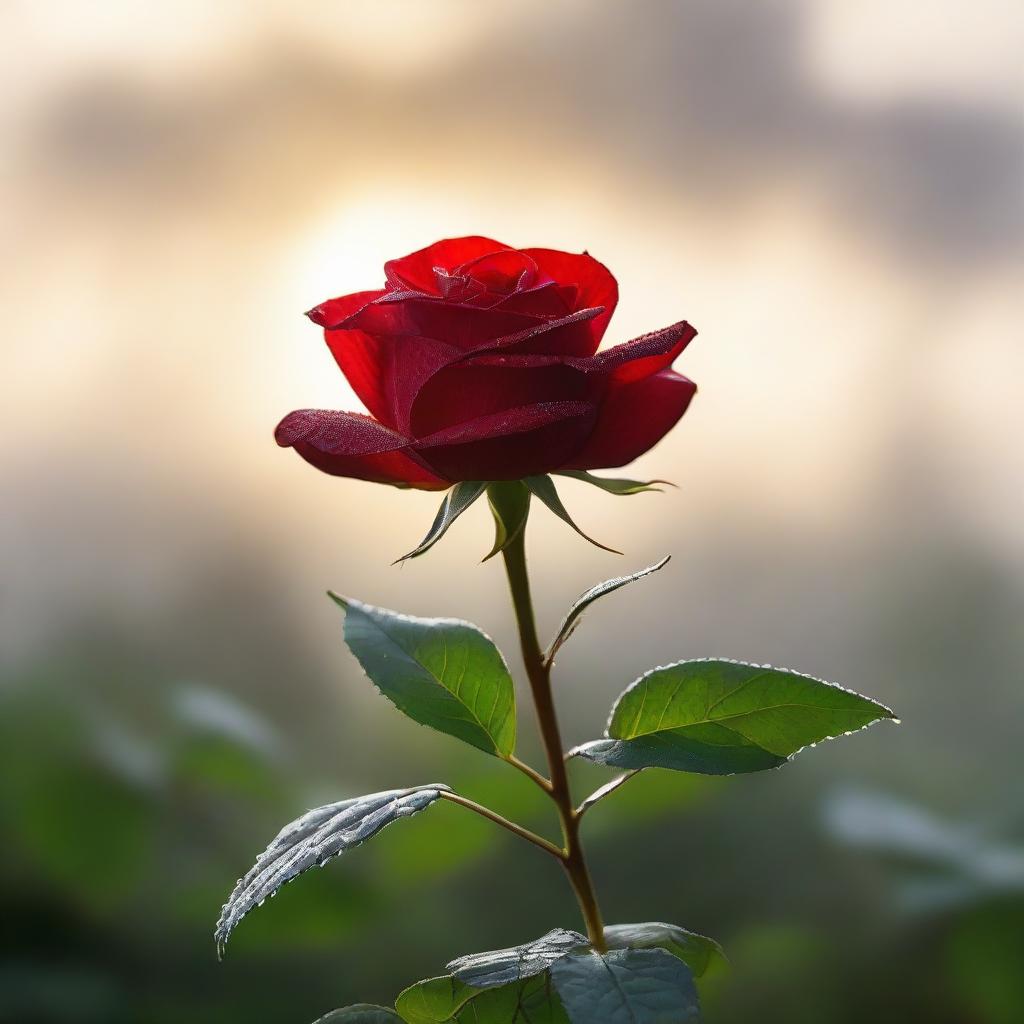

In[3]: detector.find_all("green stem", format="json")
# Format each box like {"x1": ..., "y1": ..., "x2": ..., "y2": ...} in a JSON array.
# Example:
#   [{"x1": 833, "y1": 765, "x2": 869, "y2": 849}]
[{"x1": 500, "y1": 521, "x2": 607, "y2": 952}]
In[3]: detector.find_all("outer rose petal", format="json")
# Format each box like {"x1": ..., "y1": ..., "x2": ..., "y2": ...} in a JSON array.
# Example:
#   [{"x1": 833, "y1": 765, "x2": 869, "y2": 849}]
[
  {"x1": 333, "y1": 297, "x2": 605, "y2": 358},
  {"x1": 324, "y1": 330, "x2": 461, "y2": 434},
  {"x1": 337, "y1": 294, "x2": 548, "y2": 350},
  {"x1": 274, "y1": 409, "x2": 448, "y2": 489},
  {"x1": 307, "y1": 289, "x2": 411, "y2": 429},
  {"x1": 384, "y1": 236, "x2": 509, "y2": 293},
  {"x1": 592, "y1": 320, "x2": 697, "y2": 382},
  {"x1": 565, "y1": 370, "x2": 697, "y2": 470},
  {"x1": 275, "y1": 408, "x2": 408, "y2": 453},
  {"x1": 306, "y1": 289, "x2": 385, "y2": 330},
  {"x1": 317, "y1": 303, "x2": 605, "y2": 433},
  {"x1": 521, "y1": 248, "x2": 619, "y2": 352},
  {"x1": 409, "y1": 355, "x2": 594, "y2": 437},
  {"x1": 412, "y1": 401, "x2": 597, "y2": 482},
  {"x1": 404, "y1": 318, "x2": 693, "y2": 437},
  {"x1": 454, "y1": 319, "x2": 696, "y2": 379}
]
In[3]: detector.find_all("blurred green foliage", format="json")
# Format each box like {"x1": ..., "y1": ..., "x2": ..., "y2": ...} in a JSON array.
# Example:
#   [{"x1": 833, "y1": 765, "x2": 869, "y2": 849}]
[
  {"x1": 3, "y1": 533, "x2": 1023, "y2": 1023},
  {"x1": 3, "y1": 667, "x2": 1023, "y2": 1024}
]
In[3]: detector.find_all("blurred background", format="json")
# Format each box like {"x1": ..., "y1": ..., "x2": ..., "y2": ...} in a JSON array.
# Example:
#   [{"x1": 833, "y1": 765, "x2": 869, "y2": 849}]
[{"x1": 2, "y1": 1, "x2": 1023, "y2": 1021}]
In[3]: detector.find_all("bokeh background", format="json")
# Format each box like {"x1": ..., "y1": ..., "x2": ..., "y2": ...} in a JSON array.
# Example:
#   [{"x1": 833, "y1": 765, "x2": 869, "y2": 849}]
[{"x1": 3, "y1": 1, "x2": 1023, "y2": 1021}]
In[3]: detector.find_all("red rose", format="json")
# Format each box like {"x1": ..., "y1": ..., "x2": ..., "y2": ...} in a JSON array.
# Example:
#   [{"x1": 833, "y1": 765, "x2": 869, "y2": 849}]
[{"x1": 276, "y1": 236, "x2": 696, "y2": 489}]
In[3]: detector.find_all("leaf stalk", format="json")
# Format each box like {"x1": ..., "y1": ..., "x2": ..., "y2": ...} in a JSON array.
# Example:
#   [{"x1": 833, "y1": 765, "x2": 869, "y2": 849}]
[
  {"x1": 438, "y1": 791, "x2": 564, "y2": 860},
  {"x1": 506, "y1": 753, "x2": 554, "y2": 794}
]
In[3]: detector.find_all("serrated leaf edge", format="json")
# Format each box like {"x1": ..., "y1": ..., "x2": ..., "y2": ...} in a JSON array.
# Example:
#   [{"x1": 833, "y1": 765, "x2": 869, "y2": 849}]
[
  {"x1": 603, "y1": 921, "x2": 729, "y2": 976},
  {"x1": 445, "y1": 927, "x2": 590, "y2": 989},
  {"x1": 569, "y1": 657, "x2": 898, "y2": 771},
  {"x1": 312, "y1": 1005, "x2": 402, "y2": 1023},
  {"x1": 327, "y1": 593, "x2": 517, "y2": 758},
  {"x1": 547, "y1": 555, "x2": 671, "y2": 662},
  {"x1": 215, "y1": 783, "x2": 451, "y2": 959}
]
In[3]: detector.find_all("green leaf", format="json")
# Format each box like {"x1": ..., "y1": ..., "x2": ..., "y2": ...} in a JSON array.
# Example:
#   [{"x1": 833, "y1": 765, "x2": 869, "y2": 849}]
[
  {"x1": 313, "y1": 1007, "x2": 403, "y2": 1023},
  {"x1": 547, "y1": 556, "x2": 670, "y2": 660},
  {"x1": 557, "y1": 470, "x2": 674, "y2": 495},
  {"x1": 483, "y1": 481, "x2": 532, "y2": 561},
  {"x1": 215, "y1": 785, "x2": 450, "y2": 957},
  {"x1": 524, "y1": 476, "x2": 621, "y2": 554},
  {"x1": 396, "y1": 974, "x2": 568, "y2": 1024},
  {"x1": 447, "y1": 928, "x2": 588, "y2": 988},
  {"x1": 395, "y1": 482, "x2": 488, "y2": 562},
  {"x1": 550, "y1": 948, "x2": 699, "y2": 1023},
  {"x1": 604, "y1": 922, "x2": 726, "y2": 979},
  {"x1": 572, "y1": 659, "x2": 896, "y2": 775},
  {"x1": 576, "y1": 771, "x2": 641, "y2": 817},
  {"x1": 330, "y1": 595, "x2": 516, "y2": 758}
]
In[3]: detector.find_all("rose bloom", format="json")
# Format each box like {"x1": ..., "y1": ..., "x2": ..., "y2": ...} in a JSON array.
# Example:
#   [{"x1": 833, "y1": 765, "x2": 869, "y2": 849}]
[{"x1": 276, "y1": 236, "x2": 696, "y2": 489}]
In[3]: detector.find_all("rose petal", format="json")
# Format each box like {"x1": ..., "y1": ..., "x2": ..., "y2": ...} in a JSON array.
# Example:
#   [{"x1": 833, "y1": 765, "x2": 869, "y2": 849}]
[
  {"x1": 565, "y1": 370, "x2": 697, "y2": 470},
  {"x1": 491, "y1": 279, "x2": 575, "y2": 316},
  {"x1": 334, "y1": 294, "x2": 606, "y2": 359},
  {"x1": 337, "y1": 294, "x2": 549, "y2": 350},
  {"x1": 274, "y1": 409, "x2": 448, "y2": 489},
  {"x1": 590, "y1": 320, "x2": 697, "y2": 382},
  {"x1": 305, "y1": 290, "x2": 460, "y2": 431},
  {"x1": 319, "y1": 304, "x2": 606, "y2": 433},
  {"x1": 453, "y1": 249, "x2": 539, "y2": 292},
  {"x1": 324, "y1": 330, "x2": 462, "y2": 433},
  {"x1": 430, "y1": 268, "x2": 489, "y2": 303},
  {"x1": 275, "y1": 408, "x2": 409, "y2": 454},
  {"x1": 521, "y1": 248, "x2": 619, "y2": 351},
  {"x1": 415, "y1": 400, "x2": 592, "y2": 448},
  {"x1": 470, "y1": 305, "x2": 606, "y2": 357},
  {"x1": 453, "y1": 319, "x2": 696, "y2": 378},
  {"x1": 384, "y1": 236, "x2": 510, "y2": 293},
  {"x1": 404, "y1": 317, "x2": 691, "y2": 439},
  {"x1": 306, "y1": 289, "x2": 385, "y2": 329},
  {"x1": 291, "y1": 446, "x2": 449, "y2": 489},
  {"x1": 409, "y1": 355, "x2": 595, "y2": 437},
  {"x1": 413, "y1": 400, "x2": 597, "y2": 481}
]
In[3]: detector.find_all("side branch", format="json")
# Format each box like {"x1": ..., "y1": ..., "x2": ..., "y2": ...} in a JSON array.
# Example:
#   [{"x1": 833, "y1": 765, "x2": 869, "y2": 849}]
[{"x1": 439, "y1": 791, "x2": 565, "y2": 860}]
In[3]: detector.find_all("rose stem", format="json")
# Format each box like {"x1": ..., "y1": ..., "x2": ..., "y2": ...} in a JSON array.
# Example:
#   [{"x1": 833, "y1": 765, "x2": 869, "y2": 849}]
[{"x1": 500, "y1": 521, "x2": 607, "y2": 952}]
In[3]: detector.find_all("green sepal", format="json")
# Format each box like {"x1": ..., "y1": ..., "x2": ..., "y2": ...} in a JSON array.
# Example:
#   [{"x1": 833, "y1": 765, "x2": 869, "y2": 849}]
[
  {"x1": 483, "y1": 481, "x2": 531, "y2": 562},
  {"x1": 395, "y1": 482, "x2": 488, "y2": 562},
  {"x1": 523, "y1": 476, "x2": 621, "y2": 554},
  {"x1": 557, "y1": 470, "x2": 675, "y2": 495},
  {"x1": 329, "y1": 594, "x2": 516, "y2": 758}
]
